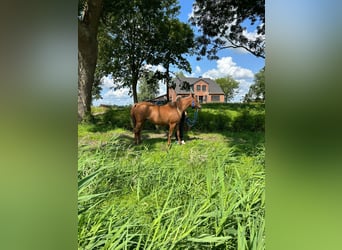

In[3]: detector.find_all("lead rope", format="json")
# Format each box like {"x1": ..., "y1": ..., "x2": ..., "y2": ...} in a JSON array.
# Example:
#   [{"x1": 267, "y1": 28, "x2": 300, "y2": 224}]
[{"x1": 185, "y1": 109, "x2": 199, "y2": 128}]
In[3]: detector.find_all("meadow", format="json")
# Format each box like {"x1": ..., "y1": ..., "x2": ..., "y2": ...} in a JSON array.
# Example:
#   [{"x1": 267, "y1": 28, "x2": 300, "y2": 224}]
[{"x1": 78, "y1": 103, "x2": 265, "y2": 249}]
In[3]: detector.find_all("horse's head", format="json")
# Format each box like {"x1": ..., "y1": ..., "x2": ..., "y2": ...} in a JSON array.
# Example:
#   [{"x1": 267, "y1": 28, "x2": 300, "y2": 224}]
[{"x1": 190, "y1": 93, "x2": 201, "y2": 109}]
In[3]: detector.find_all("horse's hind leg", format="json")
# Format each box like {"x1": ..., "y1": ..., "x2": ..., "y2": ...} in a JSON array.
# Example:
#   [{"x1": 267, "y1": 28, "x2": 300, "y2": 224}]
[
  {"x1": 133, "y1": 122, "x2": 143, "y2": 144},
  {"x1": 133, "y1": 128, "x2": 139, "y2": 144},
  {"x1": 133, "y1": 130, "x2": 138, "y2": 144}
]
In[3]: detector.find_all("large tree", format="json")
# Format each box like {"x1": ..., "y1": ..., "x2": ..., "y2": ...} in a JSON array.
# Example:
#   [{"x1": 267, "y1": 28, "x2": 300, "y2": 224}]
[
  {"x1": 78, "y1": 0, "x2": 126, "y2": 121},
  {"x1": 152, "y1": 18, "x2": 195, "y2": 101},
  {"x1": 215, "y1": 76, "x2": 239, "y2": 102},
  {"x1": 97, "y1": 0, "x2": 194, "y2": 103},
  {"x1": 78, "y1": 0, "x2": 103, "y2": 121},
  {"x1": 190, "y1": 0, "x2": 265, "y2": 59}
]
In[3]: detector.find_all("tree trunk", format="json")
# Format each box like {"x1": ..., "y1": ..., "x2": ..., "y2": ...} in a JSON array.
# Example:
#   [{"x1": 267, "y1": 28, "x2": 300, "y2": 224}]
[
  {"x1": 166, "y1": 80, "x2": 170, "y2": 102},
  {"x1": 131, "y1": 66, "x2": 140, "y2": 103},
  {"x1": 165, "y1": 64, "x2": 170, "y2": 102},
  {"x1": 78, "y1": 0, "x2": 103, "y2": 122},
  {"x1": 132, "y1": 80, "x2": 138, "y2": 103}
]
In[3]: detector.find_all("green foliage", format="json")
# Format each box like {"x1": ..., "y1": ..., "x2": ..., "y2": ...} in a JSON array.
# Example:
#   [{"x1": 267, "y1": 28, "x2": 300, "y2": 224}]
[
  {"x1": 78, "y1": 127, "x2": 265, "y2": 249},
  {"x1": 137, "y1": 72, "x2": 160, "y2": 102},
  {"x1": 153, "y1": 18, "x2": 195, "y2": 74},
  {"x1": 96, "y1": 0, "x2": 195, "y2": 103},
  {"x1": 215, "y1": 76, "x2": 240, "y2": 102},
  {"x1": 245, "y1": 67, "x2": 265, "y2": 103},
  {"x1": 92, "y1": 107, "x2": 132, "y2": 131},
  {"x1": 190, "y1": 0, "x2": 265, "y2": 59},
  {"x1": 189, "y1": 103, "x2": 265, "y2": 132}
]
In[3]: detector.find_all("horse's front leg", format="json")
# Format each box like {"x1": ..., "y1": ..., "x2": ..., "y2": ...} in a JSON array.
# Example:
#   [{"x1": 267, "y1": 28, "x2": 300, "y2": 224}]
[
  {"x1": 168, "y1": 123, "x2": 177, "y2": 146},
  {"x1": 176, "y1": 123, "x2": 181, "y2": 145}
]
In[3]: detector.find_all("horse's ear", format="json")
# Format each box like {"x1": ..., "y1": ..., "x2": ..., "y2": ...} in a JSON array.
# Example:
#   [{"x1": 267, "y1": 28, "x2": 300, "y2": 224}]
[{"x1": 176, "y1": 96, "x2": 182, "y2": 109}]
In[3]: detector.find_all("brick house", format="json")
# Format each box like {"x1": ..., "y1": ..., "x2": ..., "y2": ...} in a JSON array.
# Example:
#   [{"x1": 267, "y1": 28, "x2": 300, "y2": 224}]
[{"x1": 170, "y1": 76, "x2": 225, "y2": 103}]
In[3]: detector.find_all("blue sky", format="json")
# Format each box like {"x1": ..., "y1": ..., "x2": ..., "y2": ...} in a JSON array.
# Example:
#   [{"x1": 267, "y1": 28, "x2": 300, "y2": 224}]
[{"x1": 93, "y1": 0, "x2": 265, "y2": 106}]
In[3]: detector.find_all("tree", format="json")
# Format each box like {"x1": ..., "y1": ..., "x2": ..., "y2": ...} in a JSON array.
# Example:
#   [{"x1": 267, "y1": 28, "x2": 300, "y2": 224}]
[
  {"x1": 245, "y1": 67, "x2": 265, "y2": 102},
  {"x1": 190, "y1": 0, "x2": 265, "y2": 59},
  {"x1": 78, "y1": 0, "x2": 103, "y2": 121},
  {"x1": 137, "y1": 72, "x2": 160, "y2": 101},
  {"x1": 97, "y1": 0, "x2": 195, "y2": 103},
  {"x1": 215, "y1": 76, "x2": 239, "y2": 102},
  {"x1": 152, "y1": 18, "x2": 195, "y2": 101},
  {"x1": 78, "y1": 0, "x2": 126, "y2": 121}
]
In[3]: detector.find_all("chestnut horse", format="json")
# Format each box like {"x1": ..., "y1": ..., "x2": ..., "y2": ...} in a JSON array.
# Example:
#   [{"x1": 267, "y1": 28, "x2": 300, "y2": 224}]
[{"x1": 130, "y1": 93, "x2": 201, "y2": 146}]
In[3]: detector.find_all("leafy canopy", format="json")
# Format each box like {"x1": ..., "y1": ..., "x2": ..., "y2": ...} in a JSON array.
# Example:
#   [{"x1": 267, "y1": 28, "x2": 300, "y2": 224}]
[
  {"x1": 96, "y1": 0, "x2": 195, "y2": 103},
  {"x1": 190, "y1": 0, "x2": 265, "y2": 59}
]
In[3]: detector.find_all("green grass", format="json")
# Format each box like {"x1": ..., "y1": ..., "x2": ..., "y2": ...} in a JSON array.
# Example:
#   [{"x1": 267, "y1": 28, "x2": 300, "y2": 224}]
[{"x1": 78, "y1": 103, "x2": 265, "y2": 249}]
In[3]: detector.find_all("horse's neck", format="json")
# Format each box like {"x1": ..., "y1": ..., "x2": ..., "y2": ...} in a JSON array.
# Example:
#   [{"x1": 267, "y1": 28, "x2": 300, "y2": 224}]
[{"x1": 179, "y1": 96, "x2": 192, "y2": 112}]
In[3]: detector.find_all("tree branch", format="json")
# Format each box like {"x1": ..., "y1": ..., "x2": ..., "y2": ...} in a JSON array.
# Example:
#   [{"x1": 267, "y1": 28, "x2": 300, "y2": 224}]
[{"x1": 218, "y1": 43, "x2": 265, "y2": 59}]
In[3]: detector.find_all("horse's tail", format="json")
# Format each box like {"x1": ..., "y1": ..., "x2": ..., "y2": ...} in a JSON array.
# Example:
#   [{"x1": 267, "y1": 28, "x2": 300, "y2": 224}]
[{"x1": 130, "y1": 104, "x2": 137, "y2": 128}]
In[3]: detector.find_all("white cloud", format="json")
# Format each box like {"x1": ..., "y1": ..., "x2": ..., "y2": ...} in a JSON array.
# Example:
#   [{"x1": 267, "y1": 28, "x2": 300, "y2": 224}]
[
  {"x1": 103, "y1": 87, "x2": 130, "y2": 98},
  {"x1": 101, "y1": 76, "x2": 114, "y2": 88},
  {"x1": 144, "y1": 64, "x2": 166, "y2": 73},
  {"x1": 233, "y1": 79, "x2": 254, "y2": 102},
  {"x1": 202, "y1": 57, "x2": 254, "y2": 79},
  {"x1": 158, "y1": 80, "x2": 167, "y2": 95},
  {"x1": 243, "y1": 23, "x2": 265, "y2": 41},
  {"x1": 195, "y1": 66, "x2": 201, "y2": 74},
  {"x1": 154, "y1": 65, "x2": 166, "y2": 72},
  {"x1": 93, "y1": 86, "x2": 133, "y2": 106},
  {"x1": 201, "y1": 57, "x2": 256, "y2": 102}
]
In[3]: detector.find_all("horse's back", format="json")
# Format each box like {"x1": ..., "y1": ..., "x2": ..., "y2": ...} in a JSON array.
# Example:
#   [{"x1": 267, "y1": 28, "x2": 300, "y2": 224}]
[
  {"x1": 132, "y1": 101, "x2": 180, "y2": 125},
  {"x1": 131, "y1": 102, "x2": 155, "y2": 121}
]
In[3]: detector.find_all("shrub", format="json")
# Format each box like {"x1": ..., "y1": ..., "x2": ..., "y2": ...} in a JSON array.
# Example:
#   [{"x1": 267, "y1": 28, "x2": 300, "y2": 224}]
[
  {"x1": 90, "y1": 103, "x2": 265, "y2": 133},
  {"x1": 232, "y1": 110, "x2": 265, "y2": 132}
]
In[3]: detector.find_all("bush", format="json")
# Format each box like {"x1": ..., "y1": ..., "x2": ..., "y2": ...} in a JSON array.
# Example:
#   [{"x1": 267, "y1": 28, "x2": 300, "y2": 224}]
[
  {"x1": 192, "y1": 103, "x2": 264, "y2": 132},
  {"x1": 102, "y1": 108, "x2": 131, "y2": 129},
  {"x1": 90, "y1": 103, "x2": 265, "y2": 132},
  {"x1": 232, "y1": 110, "x2": 265, "y2": 132}
]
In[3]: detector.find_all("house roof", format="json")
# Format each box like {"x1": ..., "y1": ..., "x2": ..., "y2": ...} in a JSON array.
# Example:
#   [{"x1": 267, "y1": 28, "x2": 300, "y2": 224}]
[{"x1": 172, "y1": 76, "x2": 224, "y2": 94}]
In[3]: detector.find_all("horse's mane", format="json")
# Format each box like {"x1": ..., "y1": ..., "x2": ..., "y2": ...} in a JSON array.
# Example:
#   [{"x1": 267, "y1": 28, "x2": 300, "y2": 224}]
[
  {"x1": 176, "y1": 96, "x2": 182, "y2": 102},
  {"x1": 168, "y1": 101, "x2": 177, "y2": 108}
]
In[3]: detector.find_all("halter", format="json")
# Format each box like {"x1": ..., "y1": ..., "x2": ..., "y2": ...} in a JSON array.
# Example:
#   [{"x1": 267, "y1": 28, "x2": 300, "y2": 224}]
[{"x1": 191, "y1": 100, "x2": 195, "y2": 108}]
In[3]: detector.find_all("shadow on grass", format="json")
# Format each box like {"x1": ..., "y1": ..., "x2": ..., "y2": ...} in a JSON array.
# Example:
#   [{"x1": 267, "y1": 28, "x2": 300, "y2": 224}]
[{"x1": 224, "y1": 131, "x2": 265, "y2": 157}]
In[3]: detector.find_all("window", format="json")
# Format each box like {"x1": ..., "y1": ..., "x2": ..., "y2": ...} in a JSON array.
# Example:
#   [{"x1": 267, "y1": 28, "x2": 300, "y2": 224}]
[
  {"x1": 211, "y1": 95, "x2": 220, "y2": 102},
  {"x1": 196, "y1": 85, "x2": 201, "y2": 91},
  {"x1": 202, "y1": 85, "x2": 206, "y2": 91}
]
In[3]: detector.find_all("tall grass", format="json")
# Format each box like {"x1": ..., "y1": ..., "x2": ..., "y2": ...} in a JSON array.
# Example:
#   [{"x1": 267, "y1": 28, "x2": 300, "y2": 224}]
[{"x1": 78, "y1": 127, "x2": 265, "y2": 249}]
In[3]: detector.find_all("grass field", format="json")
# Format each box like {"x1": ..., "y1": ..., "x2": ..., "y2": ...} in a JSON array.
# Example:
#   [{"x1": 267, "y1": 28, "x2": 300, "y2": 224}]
[{"x1": 78, "y1": 104, "x2": 265, "y2": 249}]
